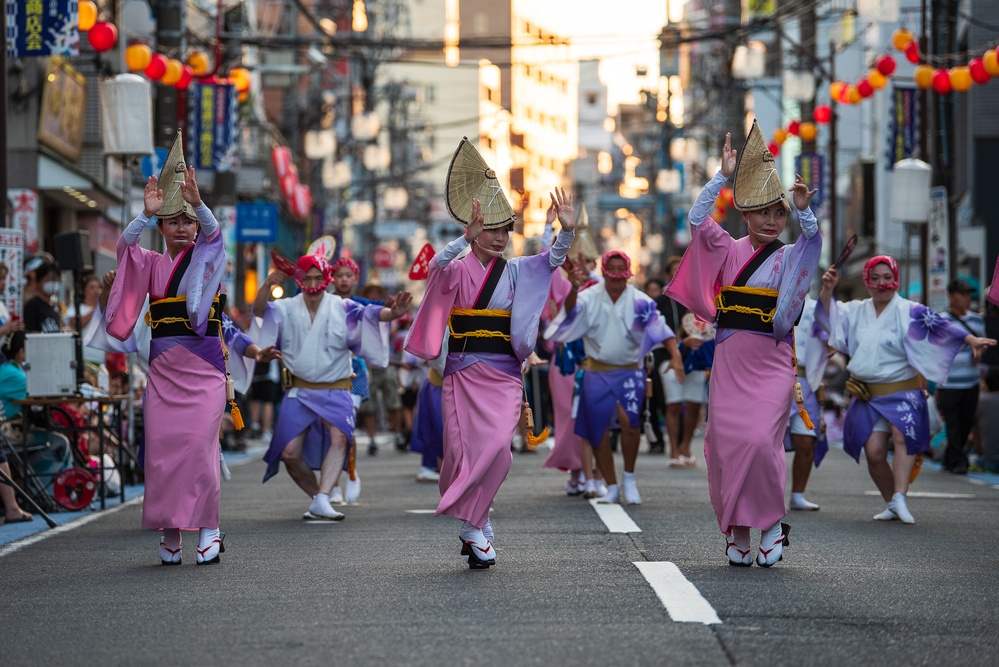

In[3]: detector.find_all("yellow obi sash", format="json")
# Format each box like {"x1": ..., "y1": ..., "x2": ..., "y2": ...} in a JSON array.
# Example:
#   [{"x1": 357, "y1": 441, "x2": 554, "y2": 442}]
[
  {"x1": 447, "y1": 307, "x2": 515, "y2": 356},
  {"x1": 145, "y1": 294, "x2": 224, "y2": 338},
  {"x1": 714, "y1": 286, "x2": 778, "y2": 333}
]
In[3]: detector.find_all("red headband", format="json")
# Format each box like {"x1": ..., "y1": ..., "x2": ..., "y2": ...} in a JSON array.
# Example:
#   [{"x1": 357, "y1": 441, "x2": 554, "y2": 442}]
[
  {"x1": 296, "y1": 254, "x2": 332, "y2": 294},
  {"x1": 863, "y1": 255, "x2": 899, "y2": 292},
  {"x1": 601, "y1": 250, "x2": 632, "y2": 279},
  {"x1": 330, "y1": 257, "x2": 360, "y2": 277}
]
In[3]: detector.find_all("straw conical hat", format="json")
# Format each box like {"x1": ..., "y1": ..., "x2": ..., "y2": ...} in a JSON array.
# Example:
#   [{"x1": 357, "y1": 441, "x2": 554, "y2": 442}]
[
  {"x1": 568, "y1": 202, "x2": 599, "y2": 260},
  {"x1": 732, "y1": 120, "x2": 790, "y2": 212},
  {"x1": 157, "y1": 130, "x2": 196, "y2": 220},
  {"x1": 445, "y1": 137, "x2": 516, "y2": 229}
]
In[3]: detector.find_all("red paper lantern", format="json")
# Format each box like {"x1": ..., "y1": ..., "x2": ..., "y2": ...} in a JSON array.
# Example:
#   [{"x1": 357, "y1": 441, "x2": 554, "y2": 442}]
[
  {"x1": 876, "y1": 55, "x2": 897, "y2": 76},
  {"x1": 969, "y1": 58, "x2": 991, "y2": 85},
  {"x1": 280, "y1": 173, "x2": 298, "y2": 200},
  {"x1": 272, "y1": 146, "x2": 292, "y2": 179},
  {"x1": 813, "y1": 105, "x2": 832, "y2": 124},
  {"x1": 767, "y1": 142, "x2": 780, "y2": 157},
  {"x1": 292, "y1": 185, "x2": 312, "y2": 218},
  {"x1": 857, "y1": 79, "x2": 874, "y2": 98},
  {"x1": 932, "y1": 68, "x2": 952, "y2": 94},
  {"x1": 144, "y1": 54, "x2": 168, "y2": 80},
  {"x1": 175, "y1": 66, "x2": 194, "y2": 90},
  {"x1": 787, "y1": 120, "x2": 801, "y2": 136},
  {"x1": 87, "y1": 21, "x2": 118, "y2": 52},
  {"x1": 904, "y1": 41, "x2": 921, "y2": 64}
]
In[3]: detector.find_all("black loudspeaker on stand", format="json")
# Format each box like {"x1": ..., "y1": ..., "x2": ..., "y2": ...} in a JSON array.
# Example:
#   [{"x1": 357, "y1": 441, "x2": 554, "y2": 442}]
[
  {"x1": 54, "y1": 230, "x2": 93, "y2": 272},
  {"x1": 54, "y1": 230, "x2": 94, "y2": 391}
]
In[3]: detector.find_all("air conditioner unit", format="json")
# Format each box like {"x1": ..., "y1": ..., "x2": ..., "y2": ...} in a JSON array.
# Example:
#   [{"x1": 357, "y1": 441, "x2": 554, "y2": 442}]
[{"x1": 24, "y1": 332, "x2": 78, "y2": 397}]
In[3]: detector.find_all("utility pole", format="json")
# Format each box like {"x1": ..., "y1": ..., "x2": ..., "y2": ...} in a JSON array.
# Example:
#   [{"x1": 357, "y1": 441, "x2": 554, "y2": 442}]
[{"x1": 154, "y1": 0, "x2": 184, "y2": 146}]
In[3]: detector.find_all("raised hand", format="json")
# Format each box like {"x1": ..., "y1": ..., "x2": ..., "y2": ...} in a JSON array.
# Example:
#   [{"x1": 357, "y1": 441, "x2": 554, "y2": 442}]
[
  {"x1": 178, "y1": 166, "x2": 204, "y2": 208},
  {"x1": 143, "y1": 176, "x2": 163, "y2": 218},
  {"x1": 821, "y1": 266, "x2": 839, "y2": 291},
  {"x1": 550, "y1": 188, "x2": 576, "y2": 232},
  {"x1": 790, "y1": 173, "x2": 818, "y2": 211},
  {"x1": 265, "y1": 269, "x2": 288, "y2": 286},
  {"x1": 390, "y1": 291, "x2": 412, "y2": 318},
  {"x1": 719, "y1": 132, "x2": 738, "y2": 178},
  {"x1": 546, "y1": 202, "x2": 556, "y2": 226},
  {"x1": 464, "y1": 198, "x2": 484, "y2": 244}
]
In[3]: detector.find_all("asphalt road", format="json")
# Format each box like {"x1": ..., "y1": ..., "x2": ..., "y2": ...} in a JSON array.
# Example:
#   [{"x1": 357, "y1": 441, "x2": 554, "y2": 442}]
[{"x1": 2, "y1": 435, "x2": 998, "y2": 667}]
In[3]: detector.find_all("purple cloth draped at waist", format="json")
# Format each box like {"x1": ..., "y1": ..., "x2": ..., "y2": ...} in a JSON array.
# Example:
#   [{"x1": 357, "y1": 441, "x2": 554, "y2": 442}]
[
  {"x1": 843, "y1": 389, "x2": 930, "y2": 461},
  {"x1": 150, "y1": 335, "x2": 225, "y2": 374},
  {"x1": 410, "y1": 379, "x2": 444, "y2": 466},
  {"x1": 574, "y1": 368, "x2": 645, "y2": 446},
  {"x1": 445, "y1": 351, "x2": 521, "y2": 378}
]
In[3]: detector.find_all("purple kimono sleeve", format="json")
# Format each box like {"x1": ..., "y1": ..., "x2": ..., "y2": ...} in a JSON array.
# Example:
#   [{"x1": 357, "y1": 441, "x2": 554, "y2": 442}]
[
  {"x1": 771, "y1": 207, "x2": 822, "y2": 342},
  {"x1": 509, "y1": 251, "x2": 559, "y2": 362},
  {"x1": 902, "y1": 303, "x2": 970, "y2": 385},
  {"x1": 634, "y1": 298, "x2": 675, "y2": 360},
  {"x1": 223, "y1": 314, "x2": 255, "y2": 395},
  {"x1": 345, "y1": 300, "x2": 390, "y2": 368}
]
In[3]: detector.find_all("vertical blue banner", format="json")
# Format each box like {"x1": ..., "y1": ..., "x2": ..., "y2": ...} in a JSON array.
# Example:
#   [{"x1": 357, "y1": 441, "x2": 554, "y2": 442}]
[
  {"x1": 186, "y1": 81, "x2": 238, "y2": 171},
  {"x1": 885, "y1": 84, "x2": 920, "y2": 170},
  {"x1": 6, "y1": 0, "x2": 80, "y2": 57},
  {"x1": 794, "y1": 153, "x2": 824, "y2": 208}
]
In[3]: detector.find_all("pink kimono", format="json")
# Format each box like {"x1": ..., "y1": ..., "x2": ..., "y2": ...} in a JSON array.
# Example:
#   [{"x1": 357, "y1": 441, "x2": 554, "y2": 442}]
[
  {"x1": 104, "y1": 206, "x2": 226, "y2": 531},
  {"x1": 406, "y1": 230, "x2": 573, "y2": 528},
  {"x1": 665, "y1": 171, "x2": 821, "y2": 534},
  {"x1": 541, "y1": 269, "x2": 584, "y2": 472}
]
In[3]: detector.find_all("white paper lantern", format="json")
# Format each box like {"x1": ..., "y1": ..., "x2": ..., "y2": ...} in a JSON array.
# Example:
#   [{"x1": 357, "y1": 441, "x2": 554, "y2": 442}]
[
  {"x1": 890, "y1": 159, "x2": 933, "y2": 222},
  {"x1": 100, "y1": 74, "x2": 154, "y2": 156}
]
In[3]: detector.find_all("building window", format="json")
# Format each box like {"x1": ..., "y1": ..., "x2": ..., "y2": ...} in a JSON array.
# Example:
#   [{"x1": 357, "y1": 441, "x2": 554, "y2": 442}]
[{"x1": 586, "y1": 92, "x2": 598, "y2": 106}]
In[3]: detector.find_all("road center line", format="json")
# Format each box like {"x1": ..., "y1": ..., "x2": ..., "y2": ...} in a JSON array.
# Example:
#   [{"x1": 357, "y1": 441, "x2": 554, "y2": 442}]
[
  {"x1": 633, "y1": 561, "x2": 722, "y2": 625},
  {"x1": 588, "y1": 498, "x2": 641, "y2": 533},
  {"x1": 862, "y1": 491, "x2": 974, "y2": 499}
]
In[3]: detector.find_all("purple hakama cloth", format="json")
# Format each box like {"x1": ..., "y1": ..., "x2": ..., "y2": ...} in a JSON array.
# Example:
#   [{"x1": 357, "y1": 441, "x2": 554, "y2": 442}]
[
  {"x1": 706, "y1": 331, "x2": 793, "y2": 534},
  {"x1": 542, "y1": 366, "x2": 583, "y2": 470},
  {"x1": 410, "y1": 378, "x2": 444, "y2": 468},
  {"x1": 843, "y1": 389, "x2": 930, "y2": 461},
  {"x1": 574, "y1": 368, "x2": 645, "y2": 446},
  {"x1": 438, "y1": 363, "x2": 520, "y2": 528},
  {"x1": 262, "y1": 389, "x2": 356, "y2": 482}
]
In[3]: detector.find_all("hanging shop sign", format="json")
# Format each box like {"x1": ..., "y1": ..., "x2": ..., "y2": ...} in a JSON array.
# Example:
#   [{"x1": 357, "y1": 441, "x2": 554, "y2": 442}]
[
  {"x1": 186, "y1": 81, "x2": 238, "y2": 172},
  {"x1": 37, "y1": 57, "x2": 86, "y2": 161},
  {"x1": 6, "y1": 0, "x2": 79, "y2": 57}
]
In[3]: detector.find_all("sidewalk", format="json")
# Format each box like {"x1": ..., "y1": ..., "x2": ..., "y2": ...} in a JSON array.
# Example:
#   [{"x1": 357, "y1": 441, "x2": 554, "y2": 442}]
[{"x1": 0, "y1": 431, "x2": 409, "y2": 548}]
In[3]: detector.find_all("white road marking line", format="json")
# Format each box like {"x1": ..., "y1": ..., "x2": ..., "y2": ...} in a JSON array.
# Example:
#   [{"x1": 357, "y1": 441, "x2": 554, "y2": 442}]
[
  {"x1": 862, "y1": 491, "x2": 974, "y2": 499},
  {"x1": 588, "y1": 498, "x2": 641, "y2": 533},
  {"x1": 0, "y1": 496, "x2": 144, "y2": 559},
  {"x1": 405, "y1": 509, "x2": 437, "y2": 514},
  {"x1": 633, "y1": 561, "x2": 722, "y2": 625}
]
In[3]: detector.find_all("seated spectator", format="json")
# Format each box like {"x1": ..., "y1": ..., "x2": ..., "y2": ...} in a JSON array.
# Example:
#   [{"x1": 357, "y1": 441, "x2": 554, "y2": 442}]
[
  {"x1": 971, "y1": 367, "x2": 999, "y2": 473},
  {"x1": 0, "y1": 331, "x2": 33, "y2": 523},
  {"x1": 22, "y1": 260, "x2": 63, "y2": 333}
]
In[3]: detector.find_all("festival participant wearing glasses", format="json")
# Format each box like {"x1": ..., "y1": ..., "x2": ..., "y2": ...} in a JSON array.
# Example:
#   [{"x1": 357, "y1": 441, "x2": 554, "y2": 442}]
[
  {"x1": 253, "y1": 250, "x2": 410, "y2": 521},
  {"x1": 664, "y1": 122, "x2": 822, "y2": 567},
  {"x1": 545, "y1": 249, "x2": 681, "y2": 506},
  {"x1": 100, "y1": 132, "x2": 232, "y2": 565},
  {"x1": 818, "y1": 258, "x2": 995, "y2": 524},
  {"x1": 405, "y1": 138, "x2": 575, "y2": 569}
]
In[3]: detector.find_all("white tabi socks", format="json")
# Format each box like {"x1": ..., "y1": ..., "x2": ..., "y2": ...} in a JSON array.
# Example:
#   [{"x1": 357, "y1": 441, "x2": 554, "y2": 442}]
[
  {"x1": 159, "y1": 528, "x2": 182, "y2": 565},
  {"x1": 196, "y1": 527, "x2": 224, "y2": 565}
]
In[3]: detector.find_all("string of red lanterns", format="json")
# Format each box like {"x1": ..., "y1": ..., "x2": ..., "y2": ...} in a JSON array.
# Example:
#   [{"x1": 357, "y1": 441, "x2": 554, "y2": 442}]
[
  {"x1": 826, "y1": 27, "x2": 999, "y2": 105},
  {"x1": 78, "y1": 15, "x2": 253, "y2": 98}
]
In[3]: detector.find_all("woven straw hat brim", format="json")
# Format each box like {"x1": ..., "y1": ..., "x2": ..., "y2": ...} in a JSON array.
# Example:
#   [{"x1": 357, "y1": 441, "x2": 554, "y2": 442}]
[
  {"x1": 445, "y1": 137, "x2": 516, "y2": 230},
  {"x1": 732, "y1": 120, "x2": 790, "y2": 212},
  {"x1": 157, "y1": 130, "x2": 196, "y2": 219}
]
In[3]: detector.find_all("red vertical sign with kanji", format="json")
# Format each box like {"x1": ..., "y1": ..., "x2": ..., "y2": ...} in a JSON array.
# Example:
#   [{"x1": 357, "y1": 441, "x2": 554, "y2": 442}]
[{"x1": 9, "y1": 188, "x2": 40, "y2": 254}]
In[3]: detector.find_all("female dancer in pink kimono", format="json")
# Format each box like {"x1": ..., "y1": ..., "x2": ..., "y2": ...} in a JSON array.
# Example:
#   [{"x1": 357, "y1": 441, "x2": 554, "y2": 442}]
[
  {"x1": 405, "y1": 192, "x2": 575, "y2": 569},
  {"x1": 104, "y1": 143, "x2": 230, "y2": 566},
  {"x1": 664, "y1": 125, "x2": 822, "y2": 567}
]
